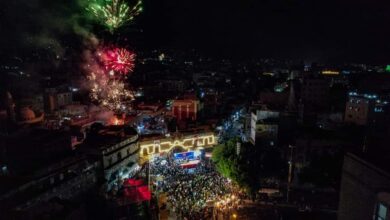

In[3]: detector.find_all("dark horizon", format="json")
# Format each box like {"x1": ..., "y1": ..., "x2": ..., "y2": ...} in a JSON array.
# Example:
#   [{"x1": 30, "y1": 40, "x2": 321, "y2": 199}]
[
  {"x1": 142, "y1": 0, "x2": 390, "y2": 64},
  {"x1": 1, "y1": 0, "x2": 390, "y2": 64}
]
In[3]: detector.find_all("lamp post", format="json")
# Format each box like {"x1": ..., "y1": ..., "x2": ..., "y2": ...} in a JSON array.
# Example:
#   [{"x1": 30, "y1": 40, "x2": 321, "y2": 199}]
[{"x1": 287, "y1": 144, "x2": 295, "y2": 203}]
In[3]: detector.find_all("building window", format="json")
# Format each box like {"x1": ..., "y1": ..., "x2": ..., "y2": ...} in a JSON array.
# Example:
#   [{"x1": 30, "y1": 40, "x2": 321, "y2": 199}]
[
  {"x1": 375, "y1": 203, "x2": 387, "y2": 220},
  {"x1": 117, "y1": 152, "x2": 122, "y2": 160}
]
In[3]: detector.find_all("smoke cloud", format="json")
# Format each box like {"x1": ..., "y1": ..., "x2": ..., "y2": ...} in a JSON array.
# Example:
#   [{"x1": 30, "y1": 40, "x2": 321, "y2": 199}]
[{"x1": 0, "y1": 0, "x2": 93, "y2": 57}]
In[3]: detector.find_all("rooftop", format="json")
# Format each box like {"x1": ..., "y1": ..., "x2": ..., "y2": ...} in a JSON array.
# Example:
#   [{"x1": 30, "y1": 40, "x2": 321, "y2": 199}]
[
  {"x1": 346, "y1": 152, "x2": 390, "y2": 179},
  {"x1": 81, "y1": 125, "x2": 138, "y2": 151}
]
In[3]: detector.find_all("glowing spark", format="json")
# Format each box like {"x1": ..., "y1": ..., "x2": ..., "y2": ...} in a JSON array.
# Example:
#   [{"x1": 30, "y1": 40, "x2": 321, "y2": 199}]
[
  {"x1": 101, "y1": 47, "x2": 136, "y2": 74},
  {"x1": 82, "y1": 43, "x2": 137, "y2": 111},
  {"x1": 88, "y1": 72, "x2": 134, "y2": 110},
  {"x1": 87, "y1": 0, "x2": 143, "y2": 31}
]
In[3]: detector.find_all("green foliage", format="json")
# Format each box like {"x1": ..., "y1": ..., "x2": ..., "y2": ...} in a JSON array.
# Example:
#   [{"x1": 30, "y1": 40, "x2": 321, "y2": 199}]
[
  {"x1": 211, "y1": 138, "x2": 237, "y2": 177},
  {"x1": 212, "y1": 138, "x2": 284, "y2": 195}
]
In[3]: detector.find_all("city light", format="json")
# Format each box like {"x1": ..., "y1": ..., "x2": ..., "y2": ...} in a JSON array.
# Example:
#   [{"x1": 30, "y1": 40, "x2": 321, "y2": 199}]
[
  {"x1": 386, "y1": 65, "x2": 390, "y2": 72},
  {"x1": 322, "y1": 70, "x2": 340, "y2": 75},
  {"x1": 214, "y1": 193, "x2": 241, "y2": 219}
]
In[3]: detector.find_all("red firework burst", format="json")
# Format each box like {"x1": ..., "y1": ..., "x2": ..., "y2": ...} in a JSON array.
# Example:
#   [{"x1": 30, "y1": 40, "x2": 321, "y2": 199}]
[{"x1": 101, "y1": 48, "x2": 136, "y2": 74}]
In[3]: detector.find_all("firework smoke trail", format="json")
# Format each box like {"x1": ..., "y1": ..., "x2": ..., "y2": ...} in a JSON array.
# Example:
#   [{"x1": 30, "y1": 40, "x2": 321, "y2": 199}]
[
  {"x1": 87, "y1": 0, "x2": 143, "y2": 31},
  {"x1": 81, "y1": 37, "x2": 135, "y2": 111}
]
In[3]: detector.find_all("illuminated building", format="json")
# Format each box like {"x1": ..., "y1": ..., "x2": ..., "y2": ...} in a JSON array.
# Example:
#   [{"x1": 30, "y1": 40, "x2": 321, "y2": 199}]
[
  {"x1": 344, "y1": 92, "x2": 388, "y2": 126},
  {"x1": 250, "y1": 106, "x2": 279, "y2": 146},
  {"x1": 172, "y1": 99, "x2": 202, "y2": 121},
  {"x1": 79, "y1": 125, "x2": 139, "y2": 191}
]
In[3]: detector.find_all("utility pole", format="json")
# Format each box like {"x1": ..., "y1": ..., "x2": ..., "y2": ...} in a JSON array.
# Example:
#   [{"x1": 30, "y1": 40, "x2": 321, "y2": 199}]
[
  {"x1": 287, "y1": 145, "x2": 295, "y2": 203},
  {"x1": 362, "y1": 135, "x2": 367, "y2": 153}
]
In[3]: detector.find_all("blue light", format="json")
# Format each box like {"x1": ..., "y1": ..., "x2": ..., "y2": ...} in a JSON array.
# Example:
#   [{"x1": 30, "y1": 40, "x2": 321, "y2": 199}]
[
  {"x1": 137, "y1": 124, "x2": 145, "y2": 132},
  {"x1": 174, "y1": 151, "x2": 195, "y2": 160},
  {"x1": 342, "y1": 70, "x2": 351, "y2": 75},
  {"x1": 374, "y1": 107, "x2": 384, "y2": 113}
]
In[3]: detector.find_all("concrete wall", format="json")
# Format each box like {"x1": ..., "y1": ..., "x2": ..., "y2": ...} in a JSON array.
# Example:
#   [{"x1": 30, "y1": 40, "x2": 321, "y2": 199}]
[{"x1": 338, "y1": 153, "x2": 390, "y2": 220}]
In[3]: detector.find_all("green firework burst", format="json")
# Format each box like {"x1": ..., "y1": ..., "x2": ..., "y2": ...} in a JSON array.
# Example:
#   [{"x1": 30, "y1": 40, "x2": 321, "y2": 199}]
[{"x1": 87, "y1": 0, "x2": 142, "y2": 31}]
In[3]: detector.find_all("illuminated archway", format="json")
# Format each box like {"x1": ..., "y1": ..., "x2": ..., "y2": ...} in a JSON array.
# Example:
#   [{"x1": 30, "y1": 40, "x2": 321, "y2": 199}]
[{"x1": 139, "y1": 132, "x2": 217, "y2": 158}]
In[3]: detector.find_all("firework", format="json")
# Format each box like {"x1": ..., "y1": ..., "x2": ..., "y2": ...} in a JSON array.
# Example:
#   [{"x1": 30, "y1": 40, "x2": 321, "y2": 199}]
[
  {"x1": 100, "y1": 47, "x2": 136, "y2": 74},
  {"x1": 88, "y1": 72, "x2": 134, "y2": 110},
  {"x1": 87, "y1": 0, "x2": 143, "y2": 31},
  {"x1": 81, "y1": 39, "x2": 137, "y2": 111}
]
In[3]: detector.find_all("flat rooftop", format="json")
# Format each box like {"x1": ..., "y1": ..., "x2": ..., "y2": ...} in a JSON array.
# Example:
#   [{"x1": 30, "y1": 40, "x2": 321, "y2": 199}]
[{"x1": 81, "y1": 125, "x2": 138, "y2": 151}]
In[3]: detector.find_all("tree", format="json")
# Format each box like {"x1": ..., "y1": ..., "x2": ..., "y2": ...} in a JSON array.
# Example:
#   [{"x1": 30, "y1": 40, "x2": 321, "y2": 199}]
[{"x1": 212, "y1": 138, "x2": 284, "y2": 196}]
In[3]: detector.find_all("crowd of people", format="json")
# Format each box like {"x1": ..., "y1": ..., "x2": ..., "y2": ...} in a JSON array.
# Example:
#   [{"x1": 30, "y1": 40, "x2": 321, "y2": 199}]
[{"x1": 150, "y1": 156, "x2": 231, "y2": 219}]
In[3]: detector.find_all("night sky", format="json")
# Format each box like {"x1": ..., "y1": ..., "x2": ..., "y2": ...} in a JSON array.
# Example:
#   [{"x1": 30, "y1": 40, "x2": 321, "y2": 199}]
[
  {"x1": 1, "y1": 0, "x2": 390, "y2": 63},
  {"x1": 143, "y1": 0, "x2": 390, "y2": 63}
]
